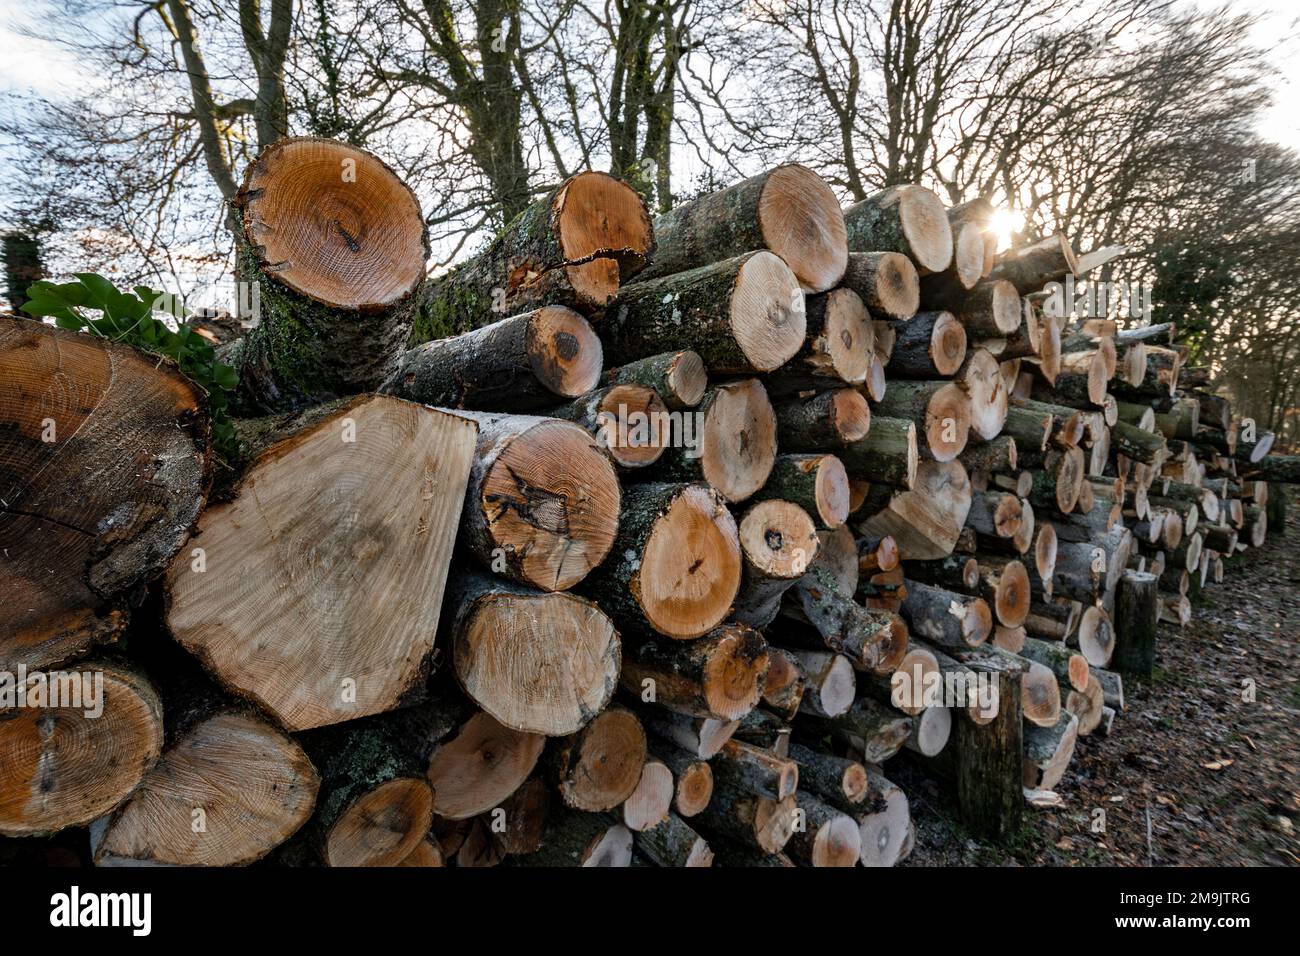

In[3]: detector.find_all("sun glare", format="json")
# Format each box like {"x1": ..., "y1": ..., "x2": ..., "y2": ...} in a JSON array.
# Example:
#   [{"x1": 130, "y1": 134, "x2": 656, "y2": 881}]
[{"x1": 989, "y1": 207, "x2": 1026, "y2": 252}]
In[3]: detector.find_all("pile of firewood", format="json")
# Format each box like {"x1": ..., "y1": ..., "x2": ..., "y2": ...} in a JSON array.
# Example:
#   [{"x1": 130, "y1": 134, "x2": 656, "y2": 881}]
[{"x1": 2, "y1": 136, "x2": 1294, "y2": 867}]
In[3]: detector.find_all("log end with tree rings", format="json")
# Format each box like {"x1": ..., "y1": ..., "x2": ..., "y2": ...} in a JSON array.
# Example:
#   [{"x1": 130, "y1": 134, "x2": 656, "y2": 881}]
[
  {"x1": 832, "y1": 388, "x2": 873, "y2": 443},
  {"x1": 452, "y1": 585, "x2": 620, "y2": 736},
  {"x1": 848, "y1": 251, "x2": 920, "y2": 319},
  {"x1": 526, "y1": 305, "x2": 604, "y2": 398},
  {"x1": 858, "y1": 776, "x2": 910, "y2": 867},
  {"x1": 896, "y1": 185, "x2": 955, "y2": 273},
  {"x1": 994, "y1": 559, "x2": 1031, "y2": 627},
  {"x1": 697, "y1": 379, "x2": 778, "y2": 502},
  {"x1": 908, "y1": 704, "x2": 952, "y2": 757},
  {"x1": 426, "y1": 712, "x2": 546, "y2": 821},
  {"x1": 557, "y1": 170, "x2": 656, "y2": 308},
  {"x1": 1, "y1": 316, "x2": 210, "y2": 672},
  {"x1": 474, "y1": 416, "x2": 622, "y2": 591},
  {"x1": 931, "y1": 310, "x2": 968, "y2": 376},
  {"x1": 661, "y1": 350, "x2": 708, "y2": 408},
  {"x1": 961, "y1": 348, "x2": 1009, "y2": 440},
  {"x1": 1075, "y1": 605, "x2": 1115, "y2": 667},
  {"x1": 756, "y1": 163, "x2": 849, "y2": 293},
  {"x1": 637, "y1": 485, "x2": 744, "y2": 638},
  {"x1": 325, "y1": 777, "x2": 434, "y2": 867},
  {"x1": 1021, "y1": 660, "x2": 1063, "y2": 728},
  {"x1": 1035, "y1": 522, "x2": 1058, "y2": 587},
  {"x1": 238, "y1": 137, "x2": 428, "y2": 311},
  {"x1": 952, "y1": 220, "x2": 988, "y2": 289},
  {"x1": 889, "y1": 646, "x2": 940, "y2": 715},
  {"x1": 621, "y1": 759, "x2": 674, "y2": 831},
  {"x1": 987, "y1": 279, "x2": 1023, "y2": 334},
  {"x1": 740, "y1": 499, "x2": 820, "y2": 580},
  {"x1": 592, "y1": 383, "x2": 669, "y2": 468},
  {"x1": 671, "y1": 760, "x2": 715, "y2": 818},
  {"x1": 552, "y1": 707, "x2": 648, "y2": 811},
  {"x1": 94, "y1": 712, "x2": 319, "y2": 866},
  {"x1": 811, "y1": 454, "x2": 852, "y2": 528},
  {"x1": 166, "y1": 396, "x2": 479, "y2": 731},
  {"x1": 0, "y1": 661, "x2": 163, "y2": 837},
  {"x1": 729, "y1": 251, "x2": 809, "y2": 371},
  {"x1": 815, "y1": 287, "x2": 874, "y2": 384},
  {"x1": 924, "y1": 382, "x2": 972, "y2": 462}
]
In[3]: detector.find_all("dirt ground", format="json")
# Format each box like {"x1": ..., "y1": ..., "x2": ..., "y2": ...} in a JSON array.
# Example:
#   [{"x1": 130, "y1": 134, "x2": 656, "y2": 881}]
[{"x1": 899, "y1": 489, "x2": 1300, "y2": 867}]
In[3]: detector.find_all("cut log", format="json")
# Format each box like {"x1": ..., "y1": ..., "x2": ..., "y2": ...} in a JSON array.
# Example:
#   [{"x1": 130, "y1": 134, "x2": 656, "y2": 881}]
[
  {"x1": 900, "y1": 580, "x2": 992, "y2": 649},
  {"x1": 839, "y1": 416, "x2": 918, "y2": 489},
  {"x1": 637, "y1": 163, "x2": 847, "y2": 293},
  {"x1": 774, "y1": 388, "x2": 871, "y2": 451},
  {"x1": 844, "y1": 185, "x2": 954, "y2": 274},
  {"x1": 520, "y1": 811, "x2": 634, "y2": 867},
  {"x1": 427, "y1": 711, "x2": 546, "y2": 821},
  {"x1": 647, "y1": 379, "x2": 777, "y2": 503},
  {"x1": 0, "y1": 660, "x2": 163, "y2": 837},
  {"x1": 801, "y1": 694, "x2": 913, "y2": 764},
  {"x1": 958, "y1": 348, "x2": 1010, "y2": 440},
  {"x1": 446, "y1": 571, "x2": 620, "y2": 735},
  {"x1": 94, "y1": 710, "x2": 317, "y2": 866},
  {"x1": 620, "y1": 623, "x2": 769, "y2": 722},
  {"x1": 603, "y1": 349, "x2": 707, "y2": 410},
  {"x1": 582, "y1": 483, "x2": 741, "y2": 639},
  {"x1": 455, "y1": 410, "x2": 620, "y2": 591},
  {"x1": 732, "y1": 499, "x2": 820, "y2": 628},
  {"x1": 652, "y1": 745, "x2": 715, "y2": 818},
  {"x1": 621, "y1": 758, "x2": 675, "y2": 832},
  {"x1": 839, "y1": 251, "x2": 920, "y2": 319},
  {"x1": 905, "y1": 704, "x2": 953, "y2": 757},
  {"x1": 786, "y1": 743, "x2": 870, "y2": 807},
  {"x1": 786, "y1": 648, "x2": 856, "y2": 718},
  {"x1": 166, "y1": 395, "x2": 477, "y2": 731},
  {"x1": 638, "y1": 710, "x2": 737, "y2": 760},
  {"x1": 759, "y1": 453, "x2": 850, "y2": 529},
  {"x1": 712, "y1": 738, "x2": 799, "y2": 801},
  {"x1": 945, "y1": 280, "x2": 1022, "y2": 337},
  {"x1": 888, "y1": 310, "x2": 967, "y2": 378},
  {"x1": 785, "y1": 793, "x2": 861, "y2": 867},
  {"x1": 550, "y1": 706, "x2": 647, "y2": 811},
  {"x1": 414, "y1": 170, "x2": 653, "y2": 339},
  {"x1": 636, "y1": 812, "x2": 714, "y2": 866},
  {"x1": 602, "y1": 251, "x2": 806, "y2": 373},
  {"x1": 1023, "y1": 712, "x2": 1079, "y2": 791},
  {"x1": 857, "y1": 769, "x2": 912, "y2": 866},
  {"x1": 860, "y1": 460, "x2": 973, "y2": 560},
  {"x1": 873, "y1": 380, "x2": 971, "y2": 462},
  {"x1": 1069, "y1": 605, "x2": 1115, "y2": 668},
  {"x1": 1, "y1": 316, "x2": 210, "y2": 670},
  {"x1": 695, "y1": 785, "x2": 798, "y2": 855},
  {"x1": 768, "y1": 287, "x2": 873, "y2": 390},
  {"x1": 380, "y1": 306, "x2": 602, "y2": 411},
  {"x1": 549, "y1": 383, "x2": 668, "y2": 468},
  {"x1": 1018, "y1": 636, "x2": 1089, "y2": 692},
  {"x1": 233, "y1": 138, "x2": 429, "y2": 409},
  {"x1": 991, "y1": 233, "x2": 1077, "y2": 293}
]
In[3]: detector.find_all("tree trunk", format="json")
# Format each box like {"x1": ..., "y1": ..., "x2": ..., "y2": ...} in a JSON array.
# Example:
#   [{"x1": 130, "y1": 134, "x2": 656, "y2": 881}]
[{"x1": 844, "y1": 185, "x2": 954, "y2": 274}]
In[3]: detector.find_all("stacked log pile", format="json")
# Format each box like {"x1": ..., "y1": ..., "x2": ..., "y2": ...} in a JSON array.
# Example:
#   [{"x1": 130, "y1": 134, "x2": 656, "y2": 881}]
[{"x1": 2, "y1": 135, "x2": 1293, "y2": 867}]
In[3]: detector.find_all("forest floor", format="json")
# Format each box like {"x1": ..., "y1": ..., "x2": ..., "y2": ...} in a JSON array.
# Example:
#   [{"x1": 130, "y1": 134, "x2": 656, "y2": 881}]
[{"x1": 899, "y1": 489, "x2": 1300, "y2": 867}]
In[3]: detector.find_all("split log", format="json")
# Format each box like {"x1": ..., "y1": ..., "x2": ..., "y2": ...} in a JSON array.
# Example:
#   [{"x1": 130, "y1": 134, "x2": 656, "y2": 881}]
[
  {"x1": 166, "y1": 395, "x2": 477, "y2": 730},
  {"x1": 844, "y1": 185, "x2": 954, "y2": 274},
  {"x1": 414, "y1": 170, "x2": 653, "y2": 339},
  {"x1": 839, "y1": 251, "x2": 920, "y2": 319},
  {"x1": 620, "y1": 624, "x2": 769, "y2": 722},
  {"x1": 646, "y1": 379, "x2": 777, "y2": 503},
  {"x1": 0, "y1": 660, "x2": 163, "y2": 837},
  {"x1": 549, "y1": 706, "x2": 648, "y2": 811},
  {"x1": 582, "y1": 482, "x2": 741, "y2": 639},
  {"x1": 860, "y1": 460, "x2": 973, "y2": 560},
  {"x1": 233, "y1": 138, "x2": 429, "y2": 409},
  {"x1": 1, "y1": 315, "x2": 210, "y2": 670},
  {"x1": 1064, "y1": 674, "x2": 1105, "y2": 735},
  {"x1": 637, "y1": 163, "x2": 847, "y2": 293},
  {"x1": 638, "y1": 710, "x2": 737, "y2": 760},
  {"x1": 380, "y1": 306, "x2": 602, "y2": 411},
  {"x1": 602, "y1": 251, "x2": 806, "y2": 373},
  {"x1": 446, "y1": 571, "x2": 620, "y2": 735},
  {"x1": 603, "y1": 349, "x2": 707, "y2": 410},
  {"x1": 773, "y1": 388, "x2": 871, "y2": 451}
]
